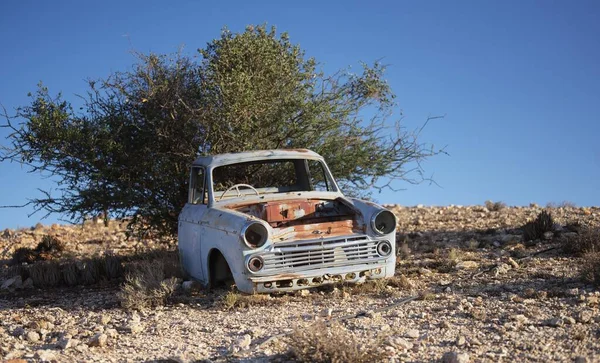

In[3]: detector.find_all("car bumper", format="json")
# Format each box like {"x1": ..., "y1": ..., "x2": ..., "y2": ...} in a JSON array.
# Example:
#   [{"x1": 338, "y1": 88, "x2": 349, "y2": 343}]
[{"x1": 237, "y1": 258, "x2": 395, "y2": 293}]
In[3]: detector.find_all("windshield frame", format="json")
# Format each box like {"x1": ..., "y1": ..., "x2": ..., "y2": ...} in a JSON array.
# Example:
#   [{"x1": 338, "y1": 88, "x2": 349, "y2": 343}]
[{"x1": 207, "y1": 158, "x2": 341, "y2": 206}]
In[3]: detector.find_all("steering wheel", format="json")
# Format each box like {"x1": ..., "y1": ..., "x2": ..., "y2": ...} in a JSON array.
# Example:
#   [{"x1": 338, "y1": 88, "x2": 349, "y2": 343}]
[{"x1": 219, "y1": 183, "x2": 260, "y2": 201}]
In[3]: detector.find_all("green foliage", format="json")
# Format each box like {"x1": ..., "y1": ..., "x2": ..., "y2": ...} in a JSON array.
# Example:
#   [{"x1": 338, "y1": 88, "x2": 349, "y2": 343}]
[
  {"x1": 1, "y1": 24, "x2": 443, "y2": 236},
  {"x1": 522, "y1": 210, "x2": 554, "y2": 242}
]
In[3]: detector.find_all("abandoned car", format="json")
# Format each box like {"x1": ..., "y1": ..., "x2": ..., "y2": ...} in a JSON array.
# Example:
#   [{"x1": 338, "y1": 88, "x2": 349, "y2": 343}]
[{"x1": 178, "y1": 149, "x2": 397, "y2": 293}]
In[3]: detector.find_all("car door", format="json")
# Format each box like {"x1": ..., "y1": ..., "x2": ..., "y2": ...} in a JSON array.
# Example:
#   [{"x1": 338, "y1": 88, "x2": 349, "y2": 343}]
[{"x1": 178, "y1": 166, "x2": 209, "y2": 282}]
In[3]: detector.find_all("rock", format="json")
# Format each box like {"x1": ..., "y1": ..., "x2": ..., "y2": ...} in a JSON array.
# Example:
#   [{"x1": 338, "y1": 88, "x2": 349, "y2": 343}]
[
  {"x1": 405, "y1": 329, "x2": 420, "y2": 339},
  {"x1": 574, "y1": 357, "x2": 588, "y2": 363},
  {"x1": 387, "y1": 336, "x2": 413, "y2": 350},
  {"x1": 507, "y1": 257, "x2": 520, "y2": 269},
  {"x1": 456, "y1": 261, "x2": 479, "y2": 269},
  {"x1": 320, "y1": 308, "x2": 333, "y2": 318},
  {"x1": 456, "y1": 335, "x2": 466, "y2": 346},
  {"x1": 511, "y1": 314, "x2": 529, "y2": 324},
  {"x1": 128, "y1": 323, "x2": 143, "y2": 335},
  {"x1": 445, "y1": 286, "x2": 452, "y2": 293},
  {"x1": 419, "y1": 268, "x2": 433, "y2": 275},
  {"x1": 567, "y1": 288, "x2": 579, "y2": 296},
  {"x1": 21, "y1": 278, "x2": 33, "y2": 289},
  {"x1": 299, "y1": 289, "x2": 310, "y2": 297},
  {"x1": 11, "y1": 327, "x2": 25, "y2": 337},
  {"x1": 58, "y1": 337, "x2": 79, "y2": 350},
  {"x1": 99, "y1": 315, "x2": 111, "y2": 325},
  {"x1": 543, "y1": 317, "x2": 563, "y2": 327},
  {"x1": 88, "y1": 333, "x2": 107, "y2": 347},
  {"x1": 105, "y1": 328, "x2": 119, "y2": 338},
  {"x1": 564, "y1": 316, "x2": 576, "y2": 325},
  {"x1": 543, "y1": 231, "x2": 554, "y2": 240},
  {"x1": 442, "y1": 351, "x2": 470, "y2": 363},
  {"x1": 577, "y1": 310, "x2": 593, "y2": 324},
  {"x1": 1, "y1": 276, "x2": 22, "y2": 290},
  {"x1": 34, "y1": 350, "x2": 56, "y2": 362},
  {"x1": 181, "y1": 280, "x2": 194, "y2": 291},
  {"x1": 230, "y1": 334, "x2": 251, "y2": 353},
  {"x1": 26, "y1": 331, "x2": 40, "y2": 343}
]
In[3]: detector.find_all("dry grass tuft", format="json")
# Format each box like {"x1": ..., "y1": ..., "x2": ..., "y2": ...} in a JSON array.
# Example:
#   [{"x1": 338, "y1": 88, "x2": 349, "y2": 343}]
[
  {"x1": 581, "y1": 252, "x2": 600, "y2": 287},
  {"x1": 562, "y1": 228, "x2": 600, "y2": 256},
  {"x1": 221, "y1": 290, "x2": 273, "y2": 310},
  {"x1": 386, "y1": 274, "x2": 413, "y2": 290},
  {"x1": 485, "y1": 200, "x2": 507, "y2": 212},
  {"x1": 522, "y1": 210, "x2": 554, "y2": 242},
  {"x1": 287, "y1": 322, "x2": 389, "y2": 363},
  {"x1": 118, "y1": 258, "x2": 180, "y2": 310},
  {"x1": 432, "y1": 248, "x2": 462, "y2": 272}
]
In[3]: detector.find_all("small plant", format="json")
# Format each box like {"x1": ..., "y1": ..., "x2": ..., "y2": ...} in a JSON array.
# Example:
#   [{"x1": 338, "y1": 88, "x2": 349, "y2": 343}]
[
  {"x1": 348, "y1": 279, "x2": 390, "y2": 295},
  {"x1": 29, "y1": 261, "x2": 62, "y2": 287},
  {"x1": 559, "y1": 201, "x2": 577, "y2": 208},
  {"x1": 522, "y1": 210, "x2": 554, "y2": 242},
  {"x1": 432, "y1": 248, "x2": 462, "y2": 272},
  {"x1": 397, "y1": 242, "x2": 411, "y2": 259},
  {"x1": 287, "y1": 322, "x2": 389, "y2": 363},
  {"x1": 102, "y1": 254, "x2": 123, "y2": 280},
  {"x1": 80, "y1": 258, "x2": 102, "y2": 285},
  {"x1": 118, "y1": 259, "x2": 180, "y2": 310},
  {"x1": 562, "y1": 228, "x2": 600, "y2": 256},
  {"x1": 387, "y1": 275, "x2": 413, "y2": 290},
  {"x1": 221, "y1": 289, "x2": 272, "y2": 310},
  {"x1": 485, "y1": 200, "x2": 506, "y2": 212},
  {"x1": 12, "y1": 247, "x2": 37, "y2": 264},
  {"x1": 36, "y1": 235, "x2": 65, "y2": 253},
  {"x1": 580, "y1": 252, "x2": 600, "y2": 286},
  {"x1": 11, "y1": 234, "x2": 65, "y2": 265}
]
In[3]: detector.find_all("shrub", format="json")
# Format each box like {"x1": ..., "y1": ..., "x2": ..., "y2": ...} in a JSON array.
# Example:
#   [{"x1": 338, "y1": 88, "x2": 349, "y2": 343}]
[
  {"x1": 36, "y1": 234, "x2": 65, "y2": 253},
  {"x1": 287, "y1": 322, "x2": 388, "y2": 363},
  {"x1": 29, "y1": 261, "x2": 62, "y2": 288},
  {"x1": 485, "y1": 200, "x2": 506, "y2": 212},
  {"x1": 581, "y1": 252, "x2": 600, "y2": 286},
  {"x1": 562, "y1": 228, "x2": 600, "y2": 256},
  {"x1": 11, "y1": 234, "x2": 65, "y2": 265},
  {"x1": 12, "y1": 247, "x2": 37, "y2": 264},
  {"x1": 102, "y1": 254, "x2": 123, "y2": 280},
  {"x1": 432, "y1": 248, "x2": 462, "y2": 272},
  {"x1": 118, "y1": 259, "x2": 180, "y2": 310},
  {"x1": 80, "y1": 258, "x2": 102, "y2": 285},
  {"x1": 522, "y1": 210, "x2": 554, "y2": 242},
  {"x1": 221, "y1": 290, "x2": 272, "y2": 310}
]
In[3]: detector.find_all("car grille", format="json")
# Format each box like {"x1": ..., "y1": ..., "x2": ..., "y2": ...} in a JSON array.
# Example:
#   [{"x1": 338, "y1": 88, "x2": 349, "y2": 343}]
[{"x1": 259, "y1": 236, "x2": 383, "y2": 273}]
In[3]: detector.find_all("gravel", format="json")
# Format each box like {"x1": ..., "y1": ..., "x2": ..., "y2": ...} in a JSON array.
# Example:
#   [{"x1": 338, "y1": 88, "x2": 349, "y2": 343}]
[{"x1": 1, "y1": 204, "x2": 599, "y2": 361}]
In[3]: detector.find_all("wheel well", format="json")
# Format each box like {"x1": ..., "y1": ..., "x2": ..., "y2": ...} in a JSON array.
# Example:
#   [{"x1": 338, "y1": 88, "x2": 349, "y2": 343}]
[{"x1": 207, "y1": 249, "x2": 234, "y2": 288}]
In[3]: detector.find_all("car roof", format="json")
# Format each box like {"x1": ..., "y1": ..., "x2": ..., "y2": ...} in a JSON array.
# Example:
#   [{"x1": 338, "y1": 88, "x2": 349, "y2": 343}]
[{"x1": 192, "y1": 149, "x2": 324, "y2": 167}]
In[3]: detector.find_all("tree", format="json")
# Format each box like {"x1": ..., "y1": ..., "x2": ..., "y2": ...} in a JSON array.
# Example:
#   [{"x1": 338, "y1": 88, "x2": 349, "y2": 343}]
[{"x1": 1, "y1": 24, "x2": 445, "y2": 236}]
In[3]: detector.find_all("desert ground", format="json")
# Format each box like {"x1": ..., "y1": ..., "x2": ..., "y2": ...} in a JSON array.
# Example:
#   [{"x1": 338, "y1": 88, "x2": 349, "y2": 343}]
[{"x1": 1, "y1": 204, "x2": 599, "y2": 362}]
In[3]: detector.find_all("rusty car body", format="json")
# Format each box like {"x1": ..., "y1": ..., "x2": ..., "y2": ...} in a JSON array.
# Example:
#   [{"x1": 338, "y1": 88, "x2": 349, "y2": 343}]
[{"x1": 178, "y1": 149, "x2": 397, "y2": 293}]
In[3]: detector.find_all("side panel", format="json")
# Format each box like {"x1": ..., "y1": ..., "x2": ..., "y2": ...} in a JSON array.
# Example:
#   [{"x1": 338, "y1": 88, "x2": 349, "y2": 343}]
[{"x1": 178, "y1": 204, "x2": 208, "y2": 283}]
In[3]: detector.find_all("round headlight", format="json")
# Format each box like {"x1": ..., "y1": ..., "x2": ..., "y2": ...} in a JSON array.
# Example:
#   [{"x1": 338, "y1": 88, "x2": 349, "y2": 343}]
[
  {"x1": 371, "y1": 210, "x2": 396, "y2": 235},
  {"x1": 377, "y1": 240, "x2": 393, "y2": 257},
  {"x1": 247, "y1": 256, "x2": 264, "y2": 272},
  {"x1": 241, "y1": 222, "x2": 268, "y2": 248}
]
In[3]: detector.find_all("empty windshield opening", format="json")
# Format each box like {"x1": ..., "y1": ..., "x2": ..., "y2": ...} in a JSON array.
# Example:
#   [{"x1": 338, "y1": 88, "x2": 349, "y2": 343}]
[{"x1": 212, "y1": 159, "x2": 335, "y2": 199}]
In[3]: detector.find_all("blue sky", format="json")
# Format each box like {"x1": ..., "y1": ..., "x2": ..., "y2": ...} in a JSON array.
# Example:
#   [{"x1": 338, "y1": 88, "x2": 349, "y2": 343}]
[{"x1": 1, "y1": 0, "x2": 599, "y2": 228}]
